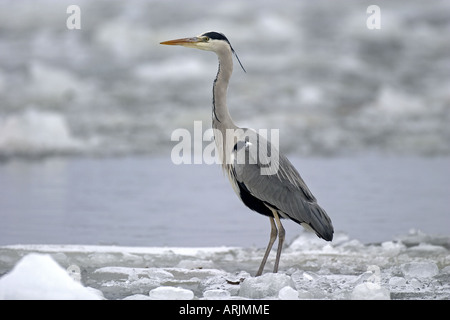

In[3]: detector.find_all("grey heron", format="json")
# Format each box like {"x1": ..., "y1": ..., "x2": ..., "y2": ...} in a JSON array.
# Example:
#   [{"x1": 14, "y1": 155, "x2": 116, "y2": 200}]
[{"x1": 161, "y1": 31, "x2": 333, "y2": 276}]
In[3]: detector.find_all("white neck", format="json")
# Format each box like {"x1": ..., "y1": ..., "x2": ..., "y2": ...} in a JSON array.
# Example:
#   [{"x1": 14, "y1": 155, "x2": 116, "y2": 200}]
[{"x1": 212, "y1": 45, "x2": 237, "y2": 132}]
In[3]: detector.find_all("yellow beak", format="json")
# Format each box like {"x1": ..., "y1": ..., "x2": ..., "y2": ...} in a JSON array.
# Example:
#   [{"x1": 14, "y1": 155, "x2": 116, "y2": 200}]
[{"x1": 160, "y1": 37, "x2": 203, "y2": 47}]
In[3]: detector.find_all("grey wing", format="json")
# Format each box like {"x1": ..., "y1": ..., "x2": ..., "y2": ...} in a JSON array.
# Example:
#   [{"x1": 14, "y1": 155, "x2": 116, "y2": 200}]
[{"x1": 231, "y1": 135, "x2": 334, "y2": 241}]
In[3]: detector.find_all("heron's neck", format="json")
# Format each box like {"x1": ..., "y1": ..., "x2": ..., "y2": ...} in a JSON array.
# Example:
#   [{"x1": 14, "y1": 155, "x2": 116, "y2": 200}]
[{"x1": 212, "y1": 48, "x2": 236, "y2": 132}]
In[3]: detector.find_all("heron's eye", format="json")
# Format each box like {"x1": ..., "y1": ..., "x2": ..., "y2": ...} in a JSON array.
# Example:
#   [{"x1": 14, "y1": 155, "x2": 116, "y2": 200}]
[{"x1": 203, "y1": 36, "x2": 210, "y2": 42}]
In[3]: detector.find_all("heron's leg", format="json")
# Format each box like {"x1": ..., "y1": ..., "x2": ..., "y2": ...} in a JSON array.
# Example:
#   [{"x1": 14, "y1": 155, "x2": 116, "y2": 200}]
[
  {"x1": 256, "y1": 216, "x2": 277, "y2": 277},
  {"x1": 272, "y1": 210, "x2": 285, "y2": 274}
]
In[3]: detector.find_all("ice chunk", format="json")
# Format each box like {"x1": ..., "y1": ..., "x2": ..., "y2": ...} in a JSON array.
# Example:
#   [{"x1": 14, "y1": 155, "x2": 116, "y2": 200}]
[
  {"x1": 239, "y1": 273, "x2": 294, "y2": 299},
  {"x1": 381, "y1": 241, "x2": 404, "y2": 256},
  {"x1": 397, "y1": 229, "x2": 450, "y2": 248},
  {"x1": 388, "y1": 276, "x2": 406, "y2": 288},
  {"x1": 350, "y1": 265, "x2": 390, "y2": 300},
  {"x1": 278, "y1": 286, "x2": 299, "y2": 300},
  {"x1": 203, "y1": 289, "x2": 231, "y2": 300},
  {"x1": 0, "y1": 253, "x2": 102, "y2": 300},
  {"x1": 297, "y1": 289, "x2": 314, "y2": 299},
  {"x1": 289, "y1": 231, "x2": 330, "y2": 251},
  {"x1": 366, "y1": 265, "x2": 381, "y2": 282},
  {"x1": 176, "y1": 259, "x2": 215, "y2": 269},
  {"x1": 302, "y1": 271, "x2": 320, "y2": 281},
  {"x1": 94, "y1": 266, "x2": 174, "y2": 281},
  {"x1": 0, "y1": 109, "x2": 86, "y2": 155},
  {"x1": 409, "y1": 243, "x2": 448, "y2": 255},
  {"x1": 200, "y1": 271, "x2": 248, "y2": 296},
  {"x1": 351, "y1": 282, "x2": 390, "y2": 300},
  {"x1": 353, "y1": 265, "x2": 381, "y2": 286},
  {"x1": 442, "y1": 266, "x2": 450, "y2": 274},
  {"x1": 401, "y1": 261, "x2": 439, "y2": 278},
  {"x1": 408, "y1": 278, "x2": 422, "y2": 290},
  {"x1": 66, "y1": 264, "x2": 81, "y2": 282},
  {"x1": 149, "y1": 286, "x2": 194, "y2": 300},
  {"x1": 123, "y1": 294, "x2": 152, "y2": 300}
]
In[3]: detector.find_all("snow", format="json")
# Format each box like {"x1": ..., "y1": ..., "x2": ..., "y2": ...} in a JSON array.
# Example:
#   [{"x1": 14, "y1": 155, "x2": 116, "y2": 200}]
[
  {"x1": 0, "y1": 230, "x2": 449, "y2": 300},
  {"x1": 0, "y1": 253, "x2": 102, "y2": 300},
  {"x1": 239, "y1": 273, "x2": 294, "y2": 299},
  {"x1": 351, "y1": 282, "x2": 390, "y2": 300},
  {"x1": 149, "y1": 286, "x2": 194, "y2": 300},
  {"x1": 278, "y1": 286, "x2": 300, "y2": 300},
  {"x1": 401, "y1": 261, "x2": 439, "y2": 279}
]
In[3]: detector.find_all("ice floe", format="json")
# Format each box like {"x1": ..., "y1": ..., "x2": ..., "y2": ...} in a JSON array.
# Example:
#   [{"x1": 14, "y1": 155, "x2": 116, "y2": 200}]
[{"x1": 0, "y1": 230, "x2": 448, "y2": 300}]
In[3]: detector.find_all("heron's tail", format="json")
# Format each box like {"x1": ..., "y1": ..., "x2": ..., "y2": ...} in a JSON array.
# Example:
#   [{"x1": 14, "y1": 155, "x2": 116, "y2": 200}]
[{"x1": 302, "y1": 203, "x2": 334, "y2": 241}]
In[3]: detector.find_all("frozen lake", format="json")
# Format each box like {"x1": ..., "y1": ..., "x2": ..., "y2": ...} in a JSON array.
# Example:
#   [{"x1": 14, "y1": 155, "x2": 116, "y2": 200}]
[
  {"x1": 1, "y1": 0, "x2": 449, "y2": 159},
  {"x1": 1, "y1": 230, "x2": 449, "y2": 300}
]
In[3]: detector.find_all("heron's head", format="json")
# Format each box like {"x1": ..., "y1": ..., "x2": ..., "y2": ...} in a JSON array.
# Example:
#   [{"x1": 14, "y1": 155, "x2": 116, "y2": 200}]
[
  {"x1": 160, "y1": 31, "x2": 230, "y2": 51},
  {"x1": 160, "y1": 31, "x2": 245, "y2": 71}
]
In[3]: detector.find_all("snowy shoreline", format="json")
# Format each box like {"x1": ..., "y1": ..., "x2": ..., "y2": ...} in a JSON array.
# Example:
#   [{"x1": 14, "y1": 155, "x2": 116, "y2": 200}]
[{"x1": 1, "y1": 230, "x2": 449, "y2": 300}]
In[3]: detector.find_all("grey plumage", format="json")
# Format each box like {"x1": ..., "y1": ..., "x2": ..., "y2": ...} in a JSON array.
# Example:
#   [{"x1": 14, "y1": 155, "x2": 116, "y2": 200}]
[
  {"x1": 229, "y1": 133, "x2": 333, "y2": 242},
  {"x1": 161, "y1": 31, "x2": 334, "y2": 276}
]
